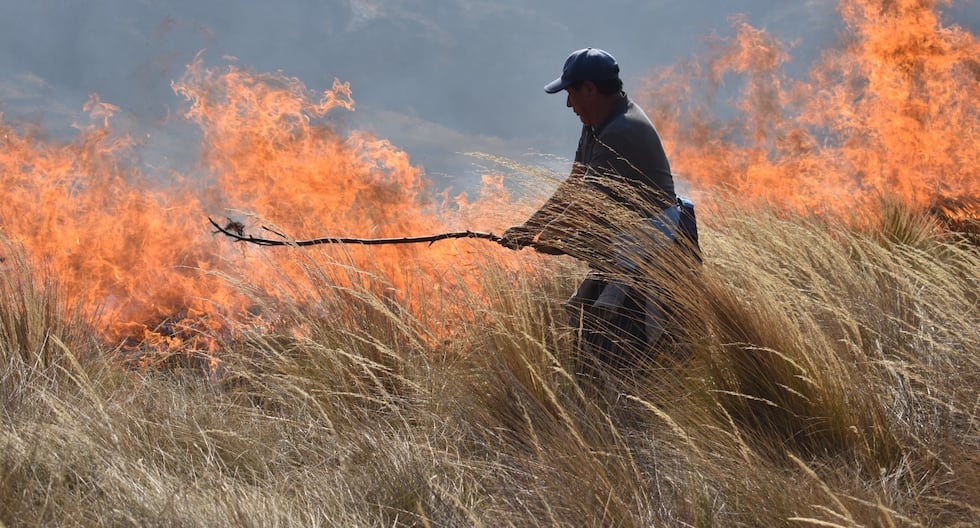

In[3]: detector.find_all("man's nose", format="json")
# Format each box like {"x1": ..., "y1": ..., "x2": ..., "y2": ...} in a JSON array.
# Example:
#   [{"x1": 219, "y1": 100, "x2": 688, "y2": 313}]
[{"x1": 566, "y1": 94, "x2": 572, "y2": 108}]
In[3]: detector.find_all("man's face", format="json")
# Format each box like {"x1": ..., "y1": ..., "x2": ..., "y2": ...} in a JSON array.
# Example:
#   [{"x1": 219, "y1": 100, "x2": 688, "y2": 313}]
[{"x1": 565, "y1": 82, "x2": 596, "y2": 126}]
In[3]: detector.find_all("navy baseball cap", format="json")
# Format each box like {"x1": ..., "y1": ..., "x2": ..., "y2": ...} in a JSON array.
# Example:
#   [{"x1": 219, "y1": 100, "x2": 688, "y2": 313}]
[{"x1": 544, "y1": 48, "x2": 620, "y2": 94}]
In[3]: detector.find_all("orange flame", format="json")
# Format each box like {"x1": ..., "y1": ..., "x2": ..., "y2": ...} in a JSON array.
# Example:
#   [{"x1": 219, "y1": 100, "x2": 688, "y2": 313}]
[
  {"x1": 1, "y1": 93, "x2": 232, "y2": 348},
  {"x1": 640, "y1": 0, "x2": 979, "y2": 218},
  {"x1": 7, "y1": 0, "x2": 971, "y2": 361},
  {"x1": 0, "y1": 55, "x2": 521, "y2": 360}
]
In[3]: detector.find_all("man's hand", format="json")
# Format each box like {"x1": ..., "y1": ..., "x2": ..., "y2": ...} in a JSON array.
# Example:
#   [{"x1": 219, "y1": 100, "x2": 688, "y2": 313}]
[{"x1": 499, "y1": 225, "x2": 535, "y2": 250}]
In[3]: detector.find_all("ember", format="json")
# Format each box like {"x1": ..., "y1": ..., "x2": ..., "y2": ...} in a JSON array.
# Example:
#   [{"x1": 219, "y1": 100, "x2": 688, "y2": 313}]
[{"x1": 930, "y1": 197, "x2": 980, "y2": 244}]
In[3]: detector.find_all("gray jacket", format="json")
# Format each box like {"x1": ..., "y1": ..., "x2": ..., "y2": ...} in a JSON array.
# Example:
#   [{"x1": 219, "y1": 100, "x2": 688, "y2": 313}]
[
  {"x1": 575, "y1": 95, "x2": 675, "y2": 215},
  {"x1": 525, "y1": 95, "x2": 677, "y2": 264}
]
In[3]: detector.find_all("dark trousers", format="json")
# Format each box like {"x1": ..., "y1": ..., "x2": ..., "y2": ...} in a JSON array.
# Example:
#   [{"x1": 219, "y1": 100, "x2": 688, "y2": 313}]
[{"x1": 565, "y1": 278, "x2": 659, "y2": 373}]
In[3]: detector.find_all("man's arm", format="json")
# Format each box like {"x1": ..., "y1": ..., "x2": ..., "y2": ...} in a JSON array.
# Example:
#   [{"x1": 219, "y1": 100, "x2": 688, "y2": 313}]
[
  {"x1": 523, "y1": 166, "x2": 585, "y2": 232},
  {"x1": 499, "y1": 166, "x2": 587, "y2": 251},
  {"x1": 589, "y1": 125, "x2": 675, "y2": 213}
]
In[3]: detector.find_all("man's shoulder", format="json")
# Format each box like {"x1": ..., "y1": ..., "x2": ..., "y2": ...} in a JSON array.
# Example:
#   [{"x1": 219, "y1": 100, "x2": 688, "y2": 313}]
[
  {"x1": 621, "y1": 100, "x2": 656, "y2": 130},
  {"x1": 600, "y1": 98, "x2": 650, "y2": 130},
  {"x1": 599, "y1": 111, "x2": 656, "y2": 148}
]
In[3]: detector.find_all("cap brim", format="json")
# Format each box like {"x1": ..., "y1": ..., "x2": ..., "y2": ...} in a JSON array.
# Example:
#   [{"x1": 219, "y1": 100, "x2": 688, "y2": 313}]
[{"x1": 544, "y1": 76, "x2": 571, "y2": 94}]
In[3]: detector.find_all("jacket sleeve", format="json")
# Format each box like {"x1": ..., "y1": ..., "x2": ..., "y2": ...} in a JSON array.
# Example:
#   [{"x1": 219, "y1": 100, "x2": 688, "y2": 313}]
[{"x1": 519, "y1": 163, "x2": 584, "y2": 228}]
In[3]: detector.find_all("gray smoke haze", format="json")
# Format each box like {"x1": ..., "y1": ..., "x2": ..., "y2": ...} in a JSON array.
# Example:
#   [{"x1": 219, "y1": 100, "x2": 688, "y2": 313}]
[{"x1": 1, "y1": 0, "x2": 977, "y2": 192}]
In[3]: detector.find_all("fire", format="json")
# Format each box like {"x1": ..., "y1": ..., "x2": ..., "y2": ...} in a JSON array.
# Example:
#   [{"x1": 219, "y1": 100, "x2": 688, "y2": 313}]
[
  {"x1": 4, "y1": 0, "x2": 974, "y2": 363},
  {"x1": 640, "y1": 0, "x2": 979, "y2": 219},
  {"x1": 171, "y1": 56, "x2": 525, "y2": 332},
  {"x1": 0, "y1": 55, "x2": 520, "y2": 362},
  {"x1": 0, "y1": 94, "x2": 235, "y2": 351}
]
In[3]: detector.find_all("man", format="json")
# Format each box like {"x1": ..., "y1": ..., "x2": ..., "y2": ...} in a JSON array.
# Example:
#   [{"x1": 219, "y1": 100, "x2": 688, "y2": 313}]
[{"x1": 499, "y1": 47, "x2": 682, "y2": 372}]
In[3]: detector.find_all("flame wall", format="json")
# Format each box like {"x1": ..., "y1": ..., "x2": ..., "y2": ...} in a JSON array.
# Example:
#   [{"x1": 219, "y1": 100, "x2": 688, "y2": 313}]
[{"x1": 640, "y1": 0, "x2": 978, "y2": 217}]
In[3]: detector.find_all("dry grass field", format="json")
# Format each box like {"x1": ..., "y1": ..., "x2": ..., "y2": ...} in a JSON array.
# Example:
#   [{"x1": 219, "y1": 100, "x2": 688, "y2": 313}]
[
  {"x1": 2, "y1": 197, "x2": 976, "y2": 527},
  {"x1": 1, "y1": 1, "x2": 976, "y2": 525}
]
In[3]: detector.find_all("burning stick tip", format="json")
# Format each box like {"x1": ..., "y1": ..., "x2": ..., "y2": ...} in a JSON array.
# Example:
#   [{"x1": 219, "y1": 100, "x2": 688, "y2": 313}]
[{"x1": 222, "y1": 218, "x2": 246, "y2": 237}]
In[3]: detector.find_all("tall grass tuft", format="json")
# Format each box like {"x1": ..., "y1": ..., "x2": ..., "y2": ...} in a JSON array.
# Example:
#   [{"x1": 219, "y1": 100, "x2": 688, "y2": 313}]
[{"x1": 0, "y1": 237, "x2": 88, "y2": 369}]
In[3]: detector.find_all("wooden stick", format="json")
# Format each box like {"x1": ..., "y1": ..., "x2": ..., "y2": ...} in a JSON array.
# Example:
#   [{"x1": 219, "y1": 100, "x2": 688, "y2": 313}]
[{"x1": 208, "y1": 217, "x2": 504, "y2": 247}]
